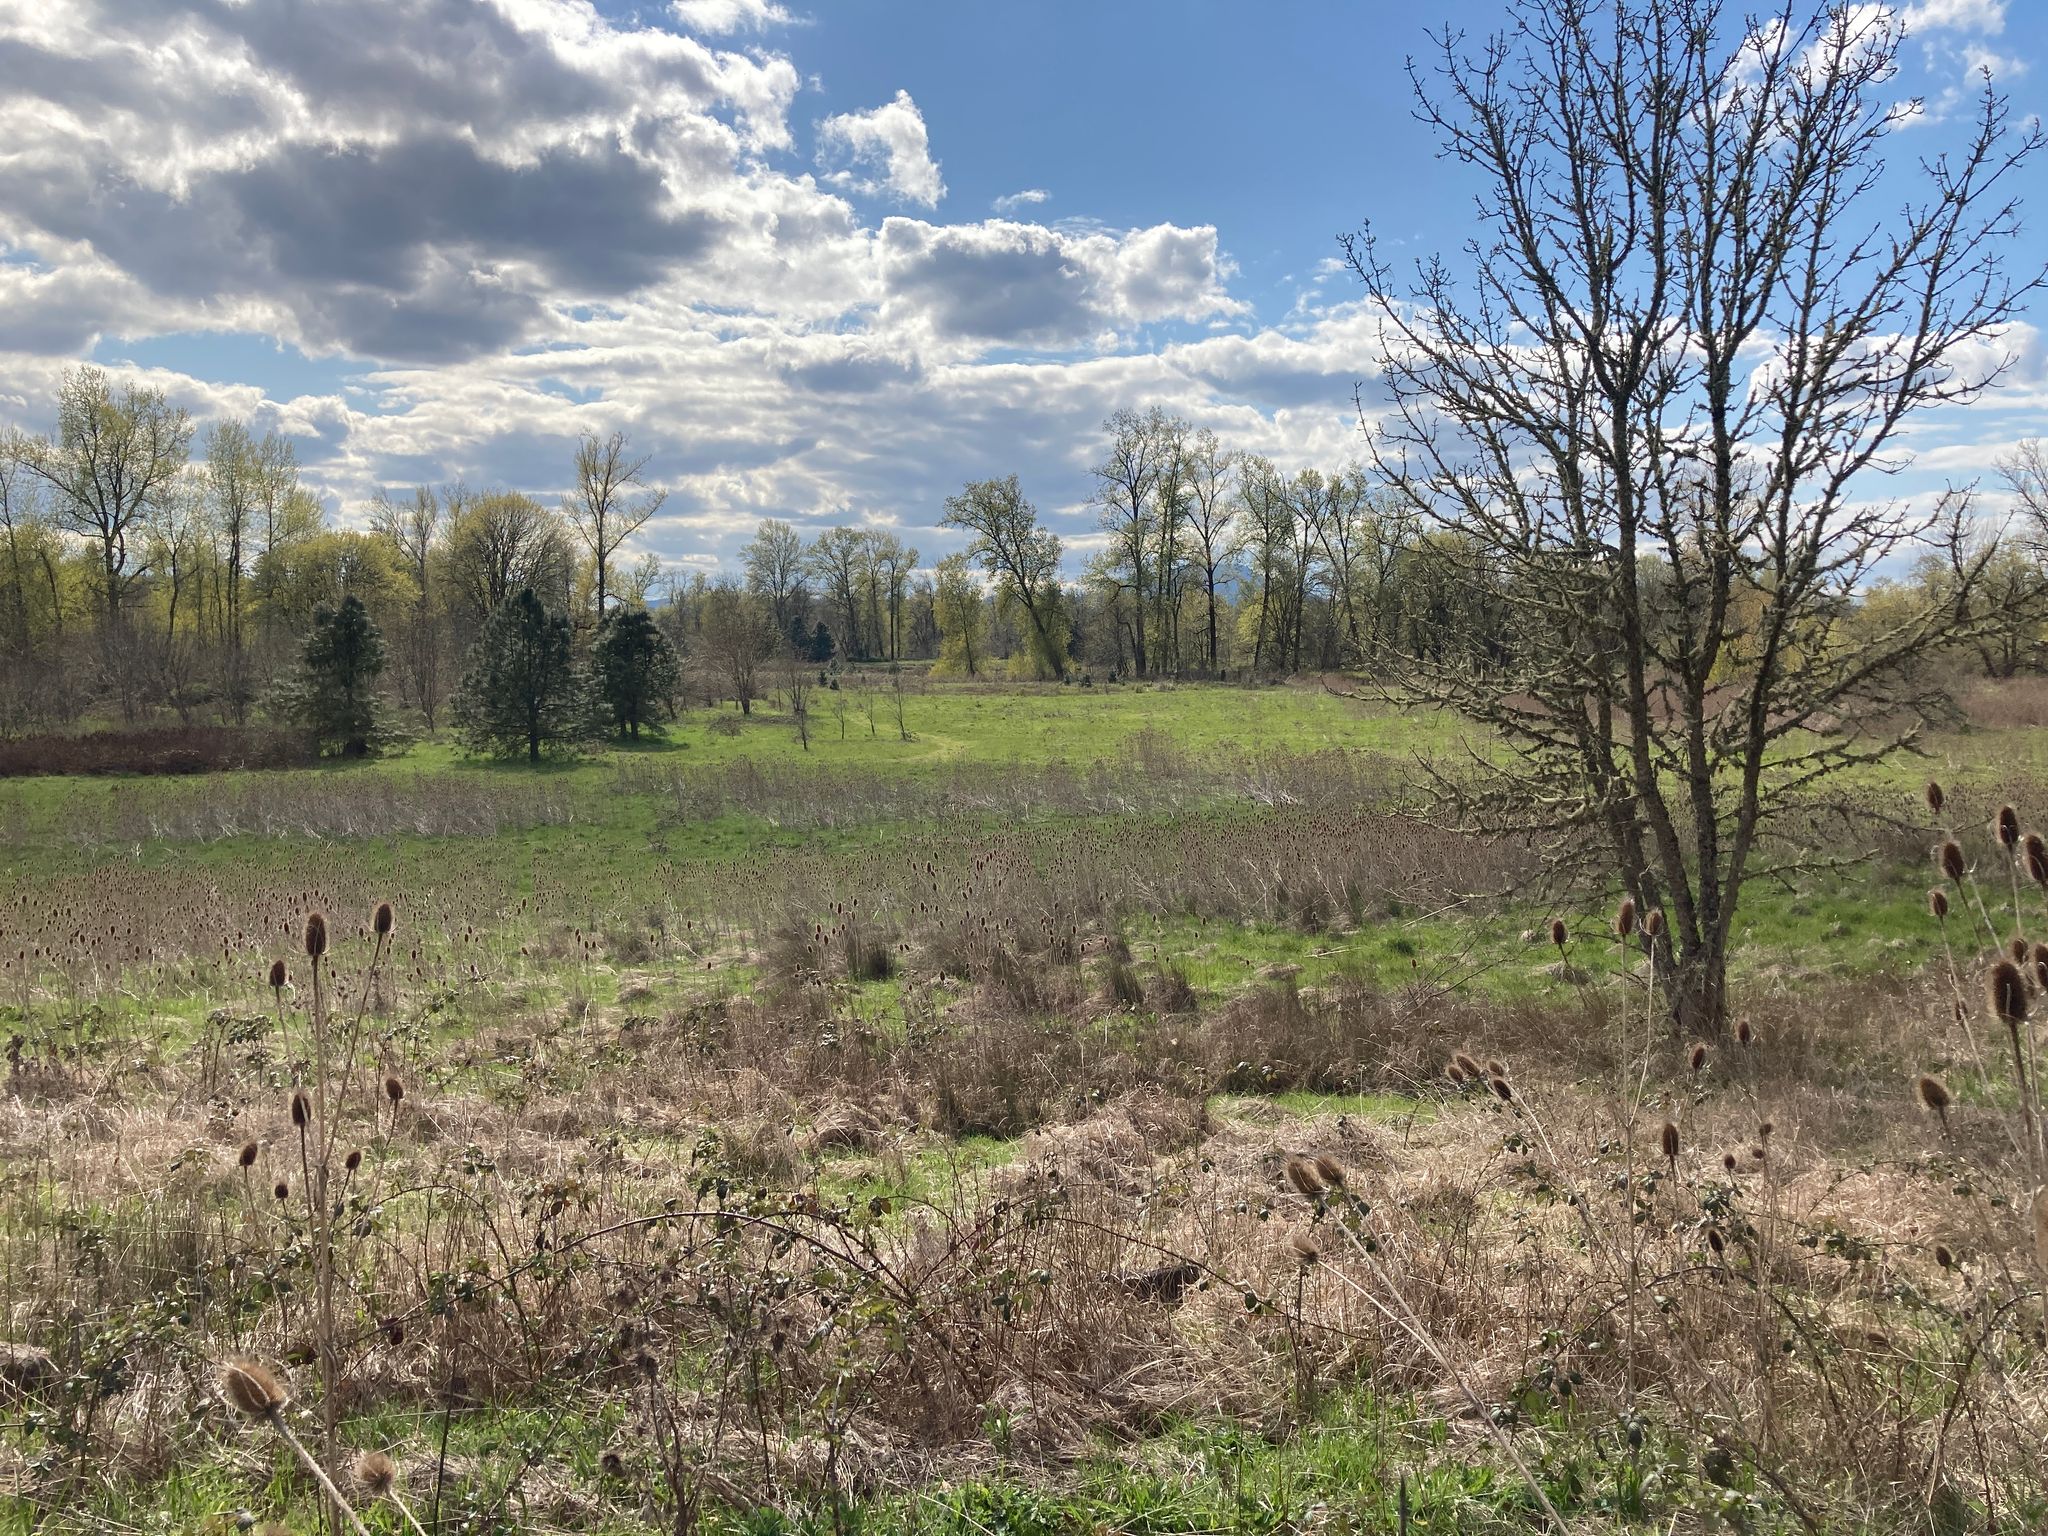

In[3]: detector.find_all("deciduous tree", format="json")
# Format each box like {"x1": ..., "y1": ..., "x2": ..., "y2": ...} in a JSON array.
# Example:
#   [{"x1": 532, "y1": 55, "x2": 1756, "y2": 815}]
[
  {"x1": 1344, "y1": 0, "x2": 2043, "y2": 1032},
  {"x1": 942, "y1": 475, "x2": 1066, "y2": 678},
  {"x1": 563, "y1": 431, "x2": 665, "y2": 616}
]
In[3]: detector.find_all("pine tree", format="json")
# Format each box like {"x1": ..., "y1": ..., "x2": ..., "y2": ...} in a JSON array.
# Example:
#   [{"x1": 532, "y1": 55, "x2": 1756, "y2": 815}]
[
  {"x1": 281, "y1": 594, "x2": 396, "y2": 757},
  {"x1": 592, "y1": 606, "x2": 680, "y2": 739},
  {"x1": 451, "y1": 588, "x2": 598, "y2": 761}
]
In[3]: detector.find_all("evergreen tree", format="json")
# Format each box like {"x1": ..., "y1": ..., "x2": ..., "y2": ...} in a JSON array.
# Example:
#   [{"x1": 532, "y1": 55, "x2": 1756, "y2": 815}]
[
  {"x1": 280, "y1": 594, "x2": 396, "y2": 757},
  {"x1": 592, "y1": 605, "x2": 680, "y2": 738},
  {"x1": 809, "y1": 621, "x2": 835, "y2": 664},
  {"x1": 451, "y1": 587, "x2": 597, "y2": 761}
]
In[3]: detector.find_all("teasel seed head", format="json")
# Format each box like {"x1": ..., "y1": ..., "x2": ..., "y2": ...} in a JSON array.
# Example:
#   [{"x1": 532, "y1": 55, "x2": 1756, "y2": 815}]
[
  {"x1": 1284, "y1": 1157, "x2": 1324, "y2": 1198},
  {"x1": 1689, "y1": 1043, "x2": 1708, "y2": 1073},
  {"x1": 1998, "y1": 805, "x2": 2021, "y2": 849},
  {"x1": 1988, "y1": 960, "x2": 2029, "y2": 1027},
  {"x1": 1549, "y1": 917, "x2": 1567, "y2": 949},
  {"x1": 383, "y1": 1074, "x2": 405, "y2": 1106},
  {"x1": 1288, "y1": 1230, "x2": 1322, "y2": 1265},
  {"x1": 1940, "y1": 841, "x2": 1966, "y2": 882},
  {"x1": 303, "y1": 912, "x2": 327, "y2": 960},
  {"x1": 1934, "y1": 1243, "x2": 1955, "y2": 1269},
  {"x1": 372, "y1": 901, "x2": 395, "y2": 938},
  {"x1": 1759, "y1": 1119, "x2": 1774, "y2": 1141},
  {"x1": 267, "y1": 959, "x2": 287, "y2": 991},
  {"x1": 1660, "y1": 1120, "x2": 1680, "y2": 1165},
  {"x1": 1707, "y1": 1228, "x2": 1725, "y2": 1256},
  {"x1": 1926, "y1": 780, "x2": 1945, "y2": 816},
  {"x1": 1915, "y1": 1074, "x2": 1952, "y2": 1129},
  {"x1": 353, "y1": 1450, "x2": 398, "y2": 1499},
  {"x1": 1453, "y1": 1052, "x2": 1484, "y2": 1079},
  {"x1": 1722, "y1": 1151, "x2": 1738, "y2": 1172},
  {"x1": 1736, "y1": 1019, "x2": 1754, "y2": 1047},
  {"x1": 220, "y1": 1357, "x2": 289, "y2": 1419},
  {"x1": 1312, "y1": 1154, "x2": 1345, "y2": 1188},
  {"x1": 2024, "y1": 836, "x2": 2048, "y2": 887},
  {"x1": 1643, "y1": 907, "x2": 1665, "y2": 940},
  {"x1": 344, "y1": 1148, "x2": 363, "y2": 1173},
  {"x1": 1928, "y1": 888, "x2": 1949, "y2": 921},
  {"x1": 273, "y1": 1178, "x2": 289, "y2": 1202},
  {"x1": 289, "y1": 1090, "x2": 310, "y2": 1128},
  {"x1": 2010, "y1": 935, "x2": 2030, "y2": 964},
  {"x1": 238, "y1": 1140, "x2": 259, "y2": 1168},
  {"x1": 1615, "y1": 897, "x2": 1637, "y2": 940},
  {"x1": 1489, "y1": 1074, "x2": 1513, "y2": 1103}
]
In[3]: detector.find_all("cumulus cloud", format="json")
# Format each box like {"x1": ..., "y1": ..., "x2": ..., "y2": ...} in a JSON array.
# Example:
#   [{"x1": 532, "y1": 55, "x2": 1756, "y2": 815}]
[
  {"x1": 1899, "y1": 0, "x2": 2006, "y2": 33},
  {"x1": 0, "y1": 0, "x2": 2022, "y2": 579},
  {"x1": 876, "y1": 219, "x2": 1244, "y2": 347},
  {"x1": 816, "y1": 90, "x2": 946, "y2": 207},
  {"x1": 671, "y1": 0, "x2": 795, "y2": 34},
  {"x1": 0, "y1": 0, "x2": 806, "y2": 359}
]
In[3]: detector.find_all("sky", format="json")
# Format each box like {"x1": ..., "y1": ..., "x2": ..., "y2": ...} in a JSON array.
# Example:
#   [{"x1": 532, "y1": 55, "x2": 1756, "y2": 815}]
[{"x1": 0, "y1": 0, "x2": 2043, "y2": 575}]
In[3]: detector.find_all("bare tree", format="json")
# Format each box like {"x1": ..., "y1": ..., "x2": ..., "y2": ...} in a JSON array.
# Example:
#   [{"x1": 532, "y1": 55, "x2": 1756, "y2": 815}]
[
  {"x1": 13, "y1": 367, "x2": 191, "y2": 632},
  {"x1": 941, "y1": 475, "x2": 1066, "y2": 678},
  {"x1": 11, "y1": 366, "x2": 194, "y2": 717},
  {"x1": 805, "y1": 527, "x2": 871, "y2": 659},
  {"x1": 933, "y1": 551, "x2": 986, "y2": 677},
  {"x1": 1182, "y1": 427, "x2": 1237, "y2": 674},
  {"x1": 2004, "y1": 439, "x2": 2048, "y2": 545},
  {"x1": 1092, "y1": 408, "x2": 1167, "y2": 675},
  {"x1": 0, "y1": 451, "x2": 40, "y2": 655},
  {"x1": 743, "y1": 518, "x2": 809, "y2": 637},
  {"x1": 205, "y1": 420, "x2": 258, "y2": 717},
  {"x1": 564, "y1": 430, "x2": 666, "y2": 617},
  {"x1": 1344, "y1": 0, "x2": 2043, "y2": 1032},
  {"x1": 1234, "y1": 455, "x2": 1293, "y2": 677},
  {"x1": 699, "y1": 580, "x2": 773, "y2": 715},
  {"x1": 871, "y1": 533, "x2": 919, "y2": 661},
  {"x1": 782, "y1": 645, "x2": 812, "y2": 751},
  {"x1": 444, "y1": 492, "x2": 574, "y2": 639},
  {"x1": 371, "y1": 486, "x2": 446, "y2": 729}
]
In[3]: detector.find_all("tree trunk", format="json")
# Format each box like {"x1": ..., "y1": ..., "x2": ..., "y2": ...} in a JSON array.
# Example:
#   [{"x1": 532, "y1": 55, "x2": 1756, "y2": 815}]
[{"x1": 1659, "y1": 935, "x2": 1727, "y2": 1040}]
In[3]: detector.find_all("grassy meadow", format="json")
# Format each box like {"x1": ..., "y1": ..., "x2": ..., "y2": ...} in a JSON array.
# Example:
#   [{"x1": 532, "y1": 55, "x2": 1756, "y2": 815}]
[{"x1": 1, "y1": 676, "x2": 2046, "y2": 1534}]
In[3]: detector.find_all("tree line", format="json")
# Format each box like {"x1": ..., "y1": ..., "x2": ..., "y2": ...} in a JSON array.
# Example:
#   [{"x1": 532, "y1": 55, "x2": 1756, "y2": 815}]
[{"x1": 4, "y1": 359, "x2": 2047, "y2": 757}]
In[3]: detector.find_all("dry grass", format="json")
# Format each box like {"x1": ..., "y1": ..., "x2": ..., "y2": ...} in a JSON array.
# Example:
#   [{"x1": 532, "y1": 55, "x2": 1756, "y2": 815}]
[{"x1": 3, "y1": 754, "x2": 2048, "y2": 1530}]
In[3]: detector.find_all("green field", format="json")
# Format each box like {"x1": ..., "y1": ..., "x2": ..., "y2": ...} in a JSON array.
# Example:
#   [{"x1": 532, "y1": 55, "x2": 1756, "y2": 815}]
[{"x1": 1, "y1": 680, "x2": 2044, "y2": 1534}]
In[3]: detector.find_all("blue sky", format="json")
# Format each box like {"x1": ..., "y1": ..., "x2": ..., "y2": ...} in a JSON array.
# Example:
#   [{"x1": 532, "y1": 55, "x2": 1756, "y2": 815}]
[{"x1": 1, "y1": 0, "x2": 2043, "y2": 572}]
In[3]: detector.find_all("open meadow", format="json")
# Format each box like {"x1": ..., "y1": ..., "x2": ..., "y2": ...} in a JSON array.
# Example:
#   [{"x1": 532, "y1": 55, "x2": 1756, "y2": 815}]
[{"x1": 1, "y1": 677, "x2": 2046, "y2": 1534}]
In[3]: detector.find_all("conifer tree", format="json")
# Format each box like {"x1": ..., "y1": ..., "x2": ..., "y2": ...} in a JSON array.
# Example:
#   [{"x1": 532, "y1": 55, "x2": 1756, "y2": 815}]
[
  {"x1": 451, "y1": 587, "x2": 596, "y2": 761},
  {"x1": 591, "y1": 605, "x2": 680, "y2": 739},
  {"x1": 280, "y1": 594, "x2": 396, "y2": 757}
]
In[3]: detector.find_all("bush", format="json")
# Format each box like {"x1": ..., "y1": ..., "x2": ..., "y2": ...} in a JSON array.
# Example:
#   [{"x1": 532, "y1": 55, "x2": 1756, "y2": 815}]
[{"x1": 0, "y1": 726, "x2": 314, "y2": 778}]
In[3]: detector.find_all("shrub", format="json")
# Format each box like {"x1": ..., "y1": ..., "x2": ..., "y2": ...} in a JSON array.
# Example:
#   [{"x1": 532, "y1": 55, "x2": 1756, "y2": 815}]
[{"x1": 0, "y1": 726, "x2": 314, "y2": 777}]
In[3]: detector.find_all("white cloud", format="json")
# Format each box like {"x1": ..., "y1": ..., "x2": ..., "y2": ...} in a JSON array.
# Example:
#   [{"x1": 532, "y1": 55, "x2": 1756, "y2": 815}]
[
  {"x1": 0, "y1": 0, "x2": 2026, "y2": 582},
  {"x1": 875, "y1": 218, "x2": 1245, "y2": 349},
  {"x1": 993, "y1": 188, "x2": 1050, "y2": 215},
  {"x1": 816, "y1": 90, "x2": 946, "y2": 208},
  {"x1": 670, "y1": 0, "x2": 794, "y2": 35},
  {"x1": 1899, "y1": 0, "x2": 2006, "y2": 33}
]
